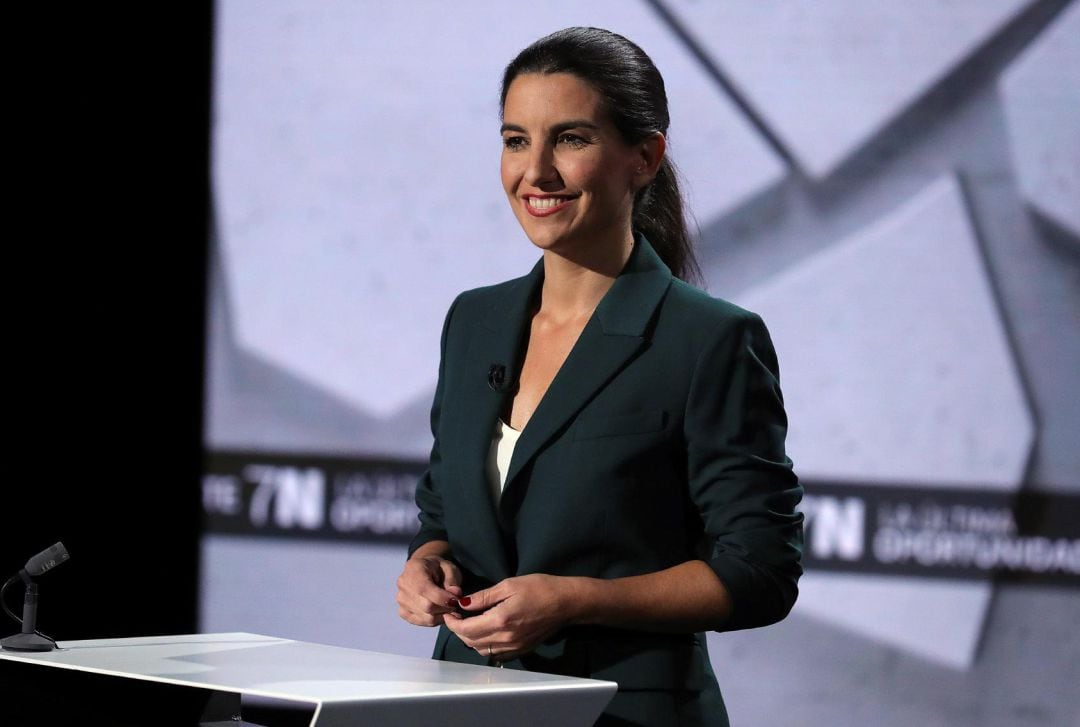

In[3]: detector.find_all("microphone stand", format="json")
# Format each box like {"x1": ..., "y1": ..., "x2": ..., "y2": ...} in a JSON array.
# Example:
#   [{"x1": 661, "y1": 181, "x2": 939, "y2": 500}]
[{"x1": 1, "y1": 574, "x2": 58, "y2": 652}]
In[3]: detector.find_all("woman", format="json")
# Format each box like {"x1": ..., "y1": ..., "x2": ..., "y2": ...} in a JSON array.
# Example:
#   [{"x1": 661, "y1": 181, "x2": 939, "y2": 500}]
[{"x1": 396, "y1": 27, "x2": 802, "y2": 726}]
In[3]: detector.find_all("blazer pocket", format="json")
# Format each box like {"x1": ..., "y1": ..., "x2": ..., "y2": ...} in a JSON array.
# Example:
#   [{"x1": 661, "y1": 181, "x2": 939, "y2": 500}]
[
  {"x1": 586, "y1": 633, "x2": 706, "y2": 690},
  {"x1": 573, "y1": 409, "x2": 666, "y2": 441}
]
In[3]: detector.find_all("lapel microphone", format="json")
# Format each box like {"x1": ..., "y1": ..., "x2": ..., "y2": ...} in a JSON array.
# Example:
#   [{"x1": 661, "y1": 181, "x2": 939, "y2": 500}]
[{"x1": 488, "y1": 364, "x2": 507, "y2": 392}]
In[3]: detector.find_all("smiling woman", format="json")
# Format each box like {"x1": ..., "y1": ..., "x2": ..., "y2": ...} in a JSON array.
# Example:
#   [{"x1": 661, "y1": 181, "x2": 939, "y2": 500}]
[
  {"x1": 395, "y1": 27, "x2": 803, "y2": 727},
  {"x1": 499, "y1": 72, "x2": 656, "y2": 263}
]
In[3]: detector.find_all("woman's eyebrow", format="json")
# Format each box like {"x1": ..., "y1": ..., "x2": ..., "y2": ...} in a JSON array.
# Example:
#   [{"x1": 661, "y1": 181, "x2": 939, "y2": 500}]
[
  {"x1": 551, "y1": 120, "x2": 600, "y2": 134},
  {"x1": 499, "y1": 120, "x2": 601, "y2": 134}
]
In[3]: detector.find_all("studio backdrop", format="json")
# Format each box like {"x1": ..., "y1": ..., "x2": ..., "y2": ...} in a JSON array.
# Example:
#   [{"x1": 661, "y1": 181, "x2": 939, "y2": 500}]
[{"x1": 201, "y1": 3, "x2": 1080, "y2": 726}]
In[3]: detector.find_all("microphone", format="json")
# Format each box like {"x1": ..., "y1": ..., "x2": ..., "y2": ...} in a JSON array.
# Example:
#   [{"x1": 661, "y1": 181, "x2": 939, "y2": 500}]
[
  {"x1": 2, "y1": 542, "x2": 70, "y2": 652},
  {"x1": 23, "y1": 542, "x2": 70, "y2": 579},
  {"x1": 488, "y1": 363, "x2": 508, "y2": 392}
]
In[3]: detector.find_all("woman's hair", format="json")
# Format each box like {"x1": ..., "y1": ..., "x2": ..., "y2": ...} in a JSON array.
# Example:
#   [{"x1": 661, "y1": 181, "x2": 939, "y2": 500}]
[{"x1": 500, "y1": 27, "x2": 701, "y2": 285}]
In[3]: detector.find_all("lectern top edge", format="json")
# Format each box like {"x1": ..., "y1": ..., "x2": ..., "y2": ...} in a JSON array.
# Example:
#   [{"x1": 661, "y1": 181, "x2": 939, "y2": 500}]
[{"x1": 0, "y1": 631, "x2": 617, "y2": 704}]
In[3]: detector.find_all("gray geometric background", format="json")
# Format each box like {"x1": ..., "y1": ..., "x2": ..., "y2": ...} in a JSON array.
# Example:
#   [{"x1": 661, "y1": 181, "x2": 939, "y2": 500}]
[{"x1": 202, "y1": 2, "x2": 1080, "y2": 724}]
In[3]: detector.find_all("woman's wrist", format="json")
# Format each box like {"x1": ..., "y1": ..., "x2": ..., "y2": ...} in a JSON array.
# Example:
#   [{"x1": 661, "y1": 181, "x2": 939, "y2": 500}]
[
  {"x1": 558, "y1": 576, "x2": 607, "y2": 626},
  {"x1": 409, "y1": 539, "x2": 453, "y2": 562}
]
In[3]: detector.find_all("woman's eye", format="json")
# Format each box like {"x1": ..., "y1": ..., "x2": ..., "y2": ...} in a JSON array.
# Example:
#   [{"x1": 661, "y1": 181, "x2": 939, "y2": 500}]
[
  {"x1": 558, "y1": 133, "x2": 587, "y2": 148},
  {"x1": 503, "y1": 136, "x2": 527, "y2": 151}
]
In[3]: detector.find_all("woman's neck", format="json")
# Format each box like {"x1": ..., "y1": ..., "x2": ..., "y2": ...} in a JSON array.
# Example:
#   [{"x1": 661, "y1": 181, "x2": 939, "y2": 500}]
[{"x1": 539, "y1": 230, "x2": 634, "y2": 323}]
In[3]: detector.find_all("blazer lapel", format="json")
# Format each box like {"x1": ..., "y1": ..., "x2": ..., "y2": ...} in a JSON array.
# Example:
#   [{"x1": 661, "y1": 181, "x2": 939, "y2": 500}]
[
  {"x1": 499, "y1": 237, "x2": 673, "y2": 519},
  {"x1": 454, "y1": 261, "x2": 543, "y2": 578}
]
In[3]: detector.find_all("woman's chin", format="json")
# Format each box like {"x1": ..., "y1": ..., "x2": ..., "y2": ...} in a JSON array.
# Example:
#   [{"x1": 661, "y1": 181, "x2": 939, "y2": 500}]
[{"x1": 522, "y1": 229, "x2": 573, "y2": 252}]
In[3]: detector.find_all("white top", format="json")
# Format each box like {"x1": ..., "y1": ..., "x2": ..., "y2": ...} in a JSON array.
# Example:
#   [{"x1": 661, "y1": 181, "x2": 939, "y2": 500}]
[{"x1": 487, "y1": 419, "x2": 523, "y2": 501}]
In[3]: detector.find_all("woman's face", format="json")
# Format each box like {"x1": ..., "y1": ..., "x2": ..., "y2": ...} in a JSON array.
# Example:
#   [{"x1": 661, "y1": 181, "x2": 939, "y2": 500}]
[{"x1": 500, "y1": 73, "x2": 647, "y2": 255}]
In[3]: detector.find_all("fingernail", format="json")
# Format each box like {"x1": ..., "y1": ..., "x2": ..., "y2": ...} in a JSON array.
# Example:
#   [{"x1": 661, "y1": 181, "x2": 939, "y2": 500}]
[{"x1": 459, "y1": 596, "x2": 472, "y2": 607}]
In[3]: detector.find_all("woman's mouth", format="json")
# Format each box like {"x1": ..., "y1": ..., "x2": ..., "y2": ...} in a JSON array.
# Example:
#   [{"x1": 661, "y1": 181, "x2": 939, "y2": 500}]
[{"x1": 524, "y1": 195, "x2": 577, "y2": 216}]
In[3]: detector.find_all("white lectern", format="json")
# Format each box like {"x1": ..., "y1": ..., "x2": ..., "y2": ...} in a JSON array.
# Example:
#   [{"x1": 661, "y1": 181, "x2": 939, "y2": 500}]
[{"x1": 0, "y1": 632, "x2": 616, "y2": 726}]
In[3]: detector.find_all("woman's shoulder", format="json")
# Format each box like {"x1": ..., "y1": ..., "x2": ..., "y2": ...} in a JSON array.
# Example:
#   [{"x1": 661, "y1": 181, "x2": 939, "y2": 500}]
[
  {"x1": 662, "y1": 278, "x2": 765, "y2": 331},
  {"x1": 441, "y1": 269, "x2": 537, "y2": 329},
  {"x1": 454, "y1": 274, "x2": 530, "y2": 307},
  {"x1": 659, "y1": 280, "x2": 783, "y2": 378}
]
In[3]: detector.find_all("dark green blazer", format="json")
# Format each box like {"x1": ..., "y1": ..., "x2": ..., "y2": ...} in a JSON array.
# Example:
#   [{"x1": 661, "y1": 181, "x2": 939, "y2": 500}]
[{"x1": 409, "y1": 236, "x2": 802, "y2": 725}]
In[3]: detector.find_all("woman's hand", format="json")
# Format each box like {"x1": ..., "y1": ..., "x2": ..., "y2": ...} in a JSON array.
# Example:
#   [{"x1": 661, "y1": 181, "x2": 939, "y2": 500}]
[
  {"x1": 442, "y1": 574, "x2": 577, "y2": 661},
  {"x1": 443, "y1": 561, "x2": 732, "y2": 650},
  {"x1": 396, "y1": 543, "x2": 464, "y2": 627}
]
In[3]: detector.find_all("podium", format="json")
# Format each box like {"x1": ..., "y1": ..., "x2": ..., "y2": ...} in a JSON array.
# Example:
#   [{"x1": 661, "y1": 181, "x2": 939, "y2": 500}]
[{"x1": 0, "y1": 632, "x2": 616, "y2": 726}]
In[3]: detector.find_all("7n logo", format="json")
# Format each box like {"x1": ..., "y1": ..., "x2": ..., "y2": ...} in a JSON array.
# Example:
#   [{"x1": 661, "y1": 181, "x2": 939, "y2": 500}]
[
  {"x1": 244, "y1": 464, "x2": 326, "y2": 530},
  {"x1": 801, "y1": 495, "x2": 866, "y2": 561}
]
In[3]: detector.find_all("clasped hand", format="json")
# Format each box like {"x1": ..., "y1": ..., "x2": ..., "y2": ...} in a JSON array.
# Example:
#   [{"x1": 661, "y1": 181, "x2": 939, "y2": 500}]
[
  {"x1": 396, "y1": 556, "x2": 572, "y2": 661},
  {"x1": 396, "y1": 554, "x2": 463, "y2": 627},
  {"x1": 444, "y1": 574, "x2": 571, "y2": 662}
]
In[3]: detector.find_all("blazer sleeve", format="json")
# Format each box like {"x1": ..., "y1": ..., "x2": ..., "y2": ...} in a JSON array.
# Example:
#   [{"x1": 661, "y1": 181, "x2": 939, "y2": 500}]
[
  {"x1": 685, "y1": 311, "x2": 804, "y2": 631},
  {"x1": 407, "y1": 295, "x2": 461, "y2": 558}
]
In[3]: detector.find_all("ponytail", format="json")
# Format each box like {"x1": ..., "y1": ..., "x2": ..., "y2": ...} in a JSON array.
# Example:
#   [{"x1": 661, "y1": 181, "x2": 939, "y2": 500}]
[{"x1": 633, "y1": 157, "x2": 701, "y2": 285}]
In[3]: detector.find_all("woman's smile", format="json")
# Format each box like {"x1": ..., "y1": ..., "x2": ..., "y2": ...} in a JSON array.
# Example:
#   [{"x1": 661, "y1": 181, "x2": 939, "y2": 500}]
[{"x1": 523, "y1": 194, "x2": 578, "y2": 216}]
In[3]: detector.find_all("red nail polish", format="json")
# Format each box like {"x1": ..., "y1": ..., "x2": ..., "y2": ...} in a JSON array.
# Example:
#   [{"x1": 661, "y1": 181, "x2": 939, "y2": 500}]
[{"x1": 459, "y1": 596, "x2": 472, "y2": 607}]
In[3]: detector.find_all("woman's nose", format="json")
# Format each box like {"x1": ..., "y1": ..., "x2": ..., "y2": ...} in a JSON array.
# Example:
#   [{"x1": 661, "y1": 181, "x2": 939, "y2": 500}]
[{"x1": 524, "y1": 144, "x2": 559, "y2": 187}]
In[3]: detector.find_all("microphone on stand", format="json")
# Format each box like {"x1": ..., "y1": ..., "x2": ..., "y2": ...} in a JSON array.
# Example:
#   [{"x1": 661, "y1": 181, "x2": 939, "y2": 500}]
[
  {"x1": 2, "y1": 542, "x2": 70, "y2": 652},
  {"x1": 23, "y1": 542, "x2": 70, "y2": 579}
]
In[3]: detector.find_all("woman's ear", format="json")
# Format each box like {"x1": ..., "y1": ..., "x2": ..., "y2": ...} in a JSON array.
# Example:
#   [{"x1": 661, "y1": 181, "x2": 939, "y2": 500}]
[{"x1": 633, "y1": 132, "x2": 667, "y2": 189}]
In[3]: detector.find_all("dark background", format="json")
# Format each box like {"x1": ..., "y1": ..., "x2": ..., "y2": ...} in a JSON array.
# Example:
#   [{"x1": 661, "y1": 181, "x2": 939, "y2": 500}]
[{"x1": 3, "y1": 5, "x2": 211, "y2": 641}]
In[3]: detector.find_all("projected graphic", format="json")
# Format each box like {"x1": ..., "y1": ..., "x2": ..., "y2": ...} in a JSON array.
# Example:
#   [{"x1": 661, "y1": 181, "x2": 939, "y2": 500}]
[{"x1": 203, "y1": 2, "x2": 1080, "y2": 725}]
